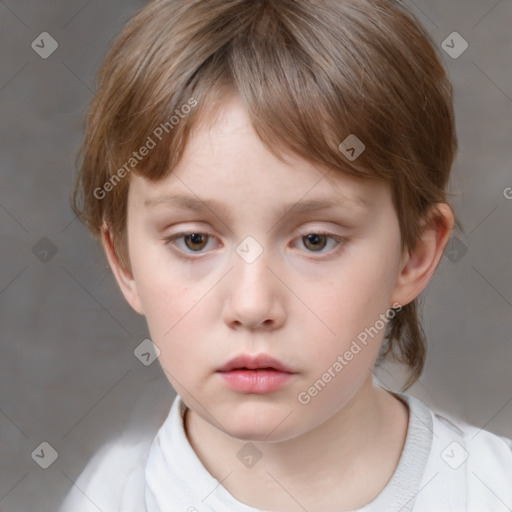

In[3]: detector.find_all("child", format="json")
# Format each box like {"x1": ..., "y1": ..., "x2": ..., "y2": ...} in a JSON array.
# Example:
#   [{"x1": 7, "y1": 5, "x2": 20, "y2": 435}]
[{"x1": 60, "y1": 0, "x2": 512, "y2": 510}]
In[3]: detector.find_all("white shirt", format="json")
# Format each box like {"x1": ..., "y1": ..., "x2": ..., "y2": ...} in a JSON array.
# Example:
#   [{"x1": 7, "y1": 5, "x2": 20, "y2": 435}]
[{"x1": 58, "y1": 391, "x2": 512, "y2": 512}]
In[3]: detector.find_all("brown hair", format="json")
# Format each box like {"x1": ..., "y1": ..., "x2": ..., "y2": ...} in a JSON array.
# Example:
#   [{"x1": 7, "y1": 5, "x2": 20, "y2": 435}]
[{"x1": 71, "y1": 0, "x2": 460, "y2": 390}]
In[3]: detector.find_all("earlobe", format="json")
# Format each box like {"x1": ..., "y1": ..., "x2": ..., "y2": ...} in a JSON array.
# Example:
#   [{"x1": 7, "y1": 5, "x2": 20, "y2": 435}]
[
  {"x1": 100, "y1": 224, "x2": 145, "y2": 315},
  {"x1": 391, "y1": 204, "x2": 454, "y2": 307}
]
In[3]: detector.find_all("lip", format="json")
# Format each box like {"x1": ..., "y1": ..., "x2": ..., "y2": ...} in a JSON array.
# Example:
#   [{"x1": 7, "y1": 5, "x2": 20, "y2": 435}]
[
  {"x1": 216, "y1": 354, "x2": 296, "y2": 373},
  {"x1": 216, "y1": 354, "x2": 297, "y2": 394},
  {"x1": 219, "y1": 370, "x2": 295, "y2": 393}
]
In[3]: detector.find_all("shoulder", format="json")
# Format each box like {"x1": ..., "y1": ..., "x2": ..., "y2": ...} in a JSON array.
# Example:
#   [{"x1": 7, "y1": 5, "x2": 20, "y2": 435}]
[
  {"x1": 412, "y1": 399, "x2": 512, "y2": 512},
  {"x1": 431, "y1": 409, "x2": 512, "y2": 472},
  {"x1": 58, "y1": 378, "x2": 173, "y2": 512},
  {"x1": 58, "y1": 434, "x2": 152, "y2": 512}
]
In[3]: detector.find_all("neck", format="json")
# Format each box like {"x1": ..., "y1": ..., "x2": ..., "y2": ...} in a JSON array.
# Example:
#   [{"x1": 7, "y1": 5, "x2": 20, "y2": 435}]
[{"x1": 184, "y1": 379, "x2": 408, "y2": 512}]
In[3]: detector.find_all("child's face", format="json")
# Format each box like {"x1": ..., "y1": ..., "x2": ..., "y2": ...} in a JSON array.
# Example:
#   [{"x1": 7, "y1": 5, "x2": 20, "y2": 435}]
[{"x1": 112, "y1": 93, "x2": 411, "y2": 441}]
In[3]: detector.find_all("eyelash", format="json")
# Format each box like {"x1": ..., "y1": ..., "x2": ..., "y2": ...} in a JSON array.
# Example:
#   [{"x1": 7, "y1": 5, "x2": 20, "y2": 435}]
[{"x1": 163, "y1": 231, "x2": 346, "y2": 260}]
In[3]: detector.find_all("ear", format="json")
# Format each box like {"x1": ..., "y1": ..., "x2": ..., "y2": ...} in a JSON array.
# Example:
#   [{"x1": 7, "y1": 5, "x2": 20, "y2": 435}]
[
  {"x1": 391, "y1": 203, "x2": 454, "y2": 307},
  {"x1": 100, "y1": 224, "x2": 145, "y2": 315}
]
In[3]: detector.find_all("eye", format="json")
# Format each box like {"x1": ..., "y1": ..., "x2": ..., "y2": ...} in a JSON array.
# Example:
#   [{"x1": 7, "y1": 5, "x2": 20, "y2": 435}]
[
  {"x1": 295, "y1": 232, "x2": 344, "y2": 253},
  {"x1": 163, "y1": 230, "x2": 345, "y2": 258},
  {"x1": 164, "y1": 232, "x2": 217, "y2": 254}
]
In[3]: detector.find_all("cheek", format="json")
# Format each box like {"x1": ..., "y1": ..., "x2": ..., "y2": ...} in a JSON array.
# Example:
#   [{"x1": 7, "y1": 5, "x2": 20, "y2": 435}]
[
  {"x1": 130, "y1": 255, "x2": 217, "y2": 378},
  {"x1": 304, "y1": 254, "x2": 395, "y2": 324},
  {"x1": 137, "y1": 278, "x2": 209, "y2": 389},
  {"x1": 297, "y1": 254, "x2": 396, "y2": 369},
  {"x1": 139, "y1": 279, "x2": 203, "y2": 340},
  {"x1": 130, "y1": 257, "x2": 190, "y2": 343},
  {"x1": 293, "y1": 269, "x2": 392, "y2": 414},
  {"x1": 129, "y1": 239, "x2": 191, "y2": 325}
]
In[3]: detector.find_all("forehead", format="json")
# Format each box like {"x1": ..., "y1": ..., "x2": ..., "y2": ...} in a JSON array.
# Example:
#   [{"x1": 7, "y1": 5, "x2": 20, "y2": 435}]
[
  {"x1": 130, "y1": 173, "x2": 388, "y2": 235},
  {"x1": 129, "y1": 94, "x2": 389, "y2": 218},
  {"x1": 142, "y1": 189, "x2": 373, "y2": 224}
]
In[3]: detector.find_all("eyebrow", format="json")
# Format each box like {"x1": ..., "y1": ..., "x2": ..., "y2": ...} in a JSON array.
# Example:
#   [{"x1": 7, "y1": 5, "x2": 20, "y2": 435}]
[{"x1": 144, "y1": 192, "x2": 371, "y2": 220}]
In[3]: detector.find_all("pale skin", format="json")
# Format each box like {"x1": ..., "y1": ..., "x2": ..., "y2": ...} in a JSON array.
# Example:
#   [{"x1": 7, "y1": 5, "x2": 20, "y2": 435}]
[{"x1": 102, "y1": 93, "x2": 454, "y2": 511}]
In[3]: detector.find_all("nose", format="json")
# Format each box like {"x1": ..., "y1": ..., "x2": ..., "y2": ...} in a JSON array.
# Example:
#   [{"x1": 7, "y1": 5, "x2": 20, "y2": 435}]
[{"x1": 222, "y1": 247, "x2": 286, "y2": 331}]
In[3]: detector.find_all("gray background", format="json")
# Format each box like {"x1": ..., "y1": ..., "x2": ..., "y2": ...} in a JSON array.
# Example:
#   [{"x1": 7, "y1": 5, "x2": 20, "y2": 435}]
[{"x1": 0, "y1": 0, "x2": 511, "y2": 511}]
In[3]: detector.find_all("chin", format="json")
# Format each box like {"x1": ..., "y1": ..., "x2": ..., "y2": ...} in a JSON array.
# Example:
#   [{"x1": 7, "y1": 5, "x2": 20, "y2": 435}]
[{"x1": 218, "y1": 400, "x2": 298, "y2": 442}]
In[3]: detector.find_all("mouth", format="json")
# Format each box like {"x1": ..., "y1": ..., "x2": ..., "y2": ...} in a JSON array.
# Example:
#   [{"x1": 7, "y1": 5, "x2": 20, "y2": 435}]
[
  {"x1": 216, "y1": 353, "x2": 296, "y2": 374},
  {"x1": 216, "y1": 354, "x2": 297, "y2": 394},
  {"x1": 218, "y1": 368, "x2": 296, "y2": 394}
]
